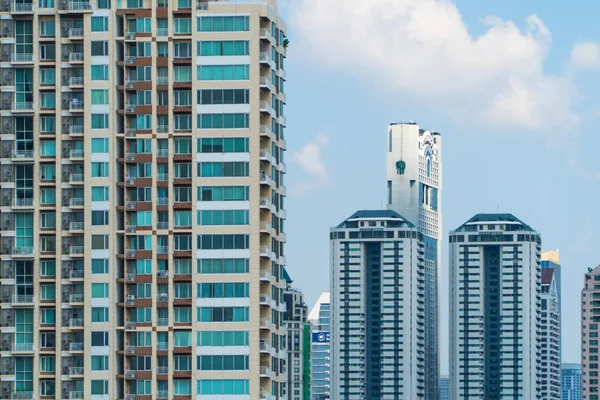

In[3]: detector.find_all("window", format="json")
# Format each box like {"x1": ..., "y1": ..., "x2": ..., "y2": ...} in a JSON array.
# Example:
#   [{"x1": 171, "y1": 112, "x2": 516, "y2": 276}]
[
  {"x1": 197, "y1": 331, "x2": 248, "y2": 346},
  {"x1": 40, "y1": 92, "x2": 55, "y2": 108},
  {"x1": 174, "y1": 235, "x2": 191, "y2": 251},
  {"x1": 157, "y1": 42, "x2": 168, "y2": 56},
  {"x1": 134, "y1": 307, "x2": 152, "y2": 322},
  {"x1": 91, "y1": 138, "x2": 109, "y2": 153},
  {"x1": 91, "y1": 16, "x2": 109, "y2": 32},
  {"x1": 91, "y1": 41, "x2": 109, "y2": 56},
  {"x1": 40, "y1": 212, "x2": 56, "y2": 228},
  {"x1": 197, "y1": 355, "x2": 249, "y2": 371},
  {"x1": 174, "y1": 187, "x2": 192, "y2": 202},
  {"x1": 174, "y1": 42, "x2": 192, "y2": 58},
  {"x1": 40, "y1": 381, "x2": 55, "y2": 396},
  {"x1": 40, "y1": 284, "x2": 55, "y2": 300},
  {"x1": 91, "y1": 65, "x2": 109, "y2": 81},
  {"x1": 197, "y1": 307, "x2": 249, "y2": 322},
  {"x1": 174, "y1": 18, "x2": 191, "y2": 33},
  {"x1": 39, "y1": 0, "x2": 54, "y2": 8},
  {"x1": 91, "y1": 114, "x2": 109, "y2": 129},
  {"x1": 134, "y1": 42, "x2": 151, "y2": 57},
  {"x1": 40, "y1": 140, "x2": 55, "y2": 156},
  {"x1": 91, "y1": 380, "x2": 109, "y2": 395},
  {"x1": 91, "y1": 235, "x2": 109, "y2": 250},
  {"x1": 157, "y1": 91, "x2": 169, "y2": 106},
  {"x1": 40, "y1": 116, "x2": 55, "y2": 133},
  {"x1": 92, "y1": 186, "x2": 109, "y2": 201},
  {"x1": 40, "y1": 188, "x2": 56, "y2": 205},
  {"x1": 136, "y1": 211, "x2": 152, "y2": 226},
  {"x1": 174, "y1": 138, "x2": 191, "y2": 154},
  {"x1": 40, "y1": 164, "x2": 55, "y2": 180},
  {"x1": 91, "y1": 89, "x2": 109, "y2": 105},
  {"x1": 92, "y1": 259, "x2": 109, "y2": 274},
  {"x1": 197, "y1": 380, "x2": 249, "y2": 395},
  {"x1": 174, "y1": 66, "x2": 191, "y2": 82},
  {"x1": 91, "y1": 162, "x2": 109, "y2": 177},
  {"x1": 174, "y1": 331, "x2": 191, "y2": 346},
  {"x1": 174, "y1": 379, "x2": 191, "y2": 395},
  {"x1": 198, "y1": 41, "x2": 249, "y2": 56},
  {"x1": 135, "y1": 90, "x2": 152, "y2": 106},
  {"x1": 197, "y1": 283, "x2": 249, "y2": 298},
  {"x1": 40, "y1": 357, "x2": 55, "y2": 372},
  {"x1": 92, "y1": 210, "x2": 109, "y2": 226},
  {"x1": 136, "y1": 114, "x2": 152, "y2": 130},
  {"x1": 92, "y1": 283, "x2": 109, "y2": 298},
  {"x1": 174, "y1": 211, "x2": 192, "y2": 227},
  {"x1": 40, "y1": 236, "x2": 55, "y2": 252},
  {"x1": 174, "y1": 163, "x2": 191, "y2": 178},
  {"x1": 40, "y1": 260, "x2": 56, "y2": 277},
  {"x1": 40, "y1": 68, "x2": 55, "y2": 84},
  {"x1": 197, "y1": 259, "x2": 249, "y2": 274},
  {"x1": 198, "y1": 210, "x2": 249, "y2": 226},
  {"x1": 197, "y1": 16, "x2": 250, "y2": 32},
  {"x1": 174, "y1": 114, "x2": 192, "y2": 131},
  {"x1": 174, "y1": 90, "x2": 192, "y2": 106},
  {"x1": 40, "y1": 19, "x2": 55, "y2": 37},
  {"x1": 197, "y1": 114, "x2": 249, "y2": 129},
  {"x1": 198, "y1": 138, "x2": 249, "y2": 152},
  {"x1": 174, "y1": 307, "x2": 192, "y2": 322},
  {"x1": 91, "y1": 331, "x2": 109, "y2": 346},
  {"x1": 198, "y1": 186, "x2": 249, "y2": 201},
  {"x1": 91, "y1": 356, "x2": 109, "y2": 371},
  {"x1": 97, "y1": 0, "x2": 110, "y2": 8},
  {"x1": 136, "y1": 18, "x2": 152, "y2": 32},
  {"x1": 197, "y1": 65, "x2": 249, "y2": 81},
  {"x1": 198, "y1": 89, "x2": 249, "y2": 105},
  {"x1": 91, "y1": 307, "x2": 109, "y2": 322},
  {"x1": 197, "y1": 162, "x2": 249, "y2": 177}
]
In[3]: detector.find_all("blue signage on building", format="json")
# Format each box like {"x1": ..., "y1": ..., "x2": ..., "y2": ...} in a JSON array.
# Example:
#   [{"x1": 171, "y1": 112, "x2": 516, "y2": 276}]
[{"x1": 312, "y1": 332, "x2": 330, "y2": 343}]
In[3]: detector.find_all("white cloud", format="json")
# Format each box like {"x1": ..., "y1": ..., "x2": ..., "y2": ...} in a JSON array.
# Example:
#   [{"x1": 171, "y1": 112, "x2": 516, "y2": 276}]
[
  {"x1": 290, "y1": 134, "x2": 330, "y2": 195},
  {"x1": 290, "y1": 0, "x2": 579, "y2": 132},
  {"x1": 570, "y1": 41, "x2": 600, "y2": 69}
]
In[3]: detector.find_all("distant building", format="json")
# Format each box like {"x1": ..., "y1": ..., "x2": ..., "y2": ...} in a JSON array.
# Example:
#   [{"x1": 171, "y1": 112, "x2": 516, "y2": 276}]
[
  {"x1": 581, "y1": 265, "x2": 600, "y2": 399},
  {"x1": 450, "y1": 213, "x2": 542, "y2": 399},
  {"x1": 308, "y1": 292, "x2": 330, "y2": 400},
  {"x1": 331, "y1": 210, "x2": 426, "y2": 398},
  {"x1": 543, "y1": 249, "x2": 562, "y2": 361},
  {"x1": 283, "y1": 278, "x2": 310, "y2": 400},
  {"x1": 541, "y1": 267, "x2": 561, "y2": 399},
  {"x1": 562, "y1": 363, "x2": 581, "y2": 400},
  {"x1": 440, "y1": 375, "x2": 449, "y2": 400}
]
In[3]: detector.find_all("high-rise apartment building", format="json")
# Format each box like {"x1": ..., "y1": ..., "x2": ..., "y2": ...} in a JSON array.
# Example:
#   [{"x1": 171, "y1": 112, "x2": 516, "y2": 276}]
[
  {"x1": 449, "y1": 214, "x2": 542, "y2": 400},
  {"x1": 562, "y1": 363, "x2": 582, "y2": 400},
  {"x1": 308, "y1": 291, "x2": 330, "y2": 400},
  {"x1": 0, "y1": 0, "x2": 288, "y2": 399},
  {"x1": 386, "y1": 122, "x2": 441, "y2": 399},
  {"x1": 543, "y1": 249, "x2": 562, "y2": 361},
  {"x1": 581, "y1": 265, "x2": 600, "y2": 400},
  {"x1": 541, "y1": 266, "x2": 561, "y2": 399},
  {"x1": 330, "y1": 210, "x2": 425, "y2": 399},
  {"x1": 283, "y1": 278, "x2": 310, "y2": 400}
]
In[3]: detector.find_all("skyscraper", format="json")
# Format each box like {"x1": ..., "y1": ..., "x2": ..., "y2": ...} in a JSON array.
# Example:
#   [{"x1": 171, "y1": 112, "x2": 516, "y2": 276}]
[
  {"x1": 386, "y1": 122, "x2": 441, "y2": 399},
  {"x1": 541, "y1": 267, "x2": 561, "y2": 399},
  {"x1": 283, "y1": 273, "x2": 310, "y2": 400},
  {"x1": 308, "y1": 291, "x2": 330, "y2": 400},
  {"x1": 543, "y1": 249, "x2": 562, "y2": 362},
  {"x1": 562, "y1": 363, "x2": 581, "y2": 400},
  {"x1": 439, "y1": 375, "x2": 449, "y2": 400},
  {"x1": 581, "y1": 265, "x2": 600, "y2": 400},
  {"x1": 0, "y1": 0, "x2": 288, "y2": 398},
  {"x1": 331, "y1": 210, "x2": 426, "y2": 399},
  {"x1": 449, "y1": 214, "x2": 542, "y2": 399}
]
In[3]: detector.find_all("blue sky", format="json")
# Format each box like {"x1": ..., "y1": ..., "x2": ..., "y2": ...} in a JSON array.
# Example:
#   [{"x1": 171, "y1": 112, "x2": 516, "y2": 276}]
[{"x1": 278, "y1": 0, "x2": 600, "y2": 372}]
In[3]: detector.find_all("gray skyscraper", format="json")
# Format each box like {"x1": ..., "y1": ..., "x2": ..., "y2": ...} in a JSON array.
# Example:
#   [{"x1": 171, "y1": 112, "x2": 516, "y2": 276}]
[
  {"x1": 543, "y1": 249, "x2": 562, "y2": 362},
  {"x1": 283, "y1": 274, "x2": 309, "y2": 400},
  {"x1": 331, "y1": 210, "x2": 426, "y2": 399},
  {"x1": 440, "y1": 376, "x2": 449, "y2": 400},
  {"x1": 386, "y1": 122, "x2": 441, "y2": 399},
  {"x1": 449, "y1": 214, "x2": 542, "y2": 399},
  {"x1": 308, "y1": 292, "x2": 330, "y2": 400},
  {"x1": 562, "y1": 363, "x2": 581, "y2": 400},
  {"x1": 541, "y1": 267, "x2": 561, "y2": 399}
]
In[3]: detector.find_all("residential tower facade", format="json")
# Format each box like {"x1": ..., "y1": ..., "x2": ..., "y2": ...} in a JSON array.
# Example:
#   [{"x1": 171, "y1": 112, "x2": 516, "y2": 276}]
[
  {"x1": 449, "y1": 214, "x2": 542, "y2": 400},
  {"x1": 283, "y1": 282, "x2": 309, "y2": 400},
  {"x1": 386, "y1": 122, "x2": 441, "y2": 399},
  {"x1": 308, "y1": 291, "x2": 330, "y2": 400},
  {"x1": 0, "y1": 0, "x2": 288, "y2": 399},
  {"x1": 541, "y1": 266, "x2": 561, "y2": 399},
  {"x1": 582, "y1": 265, "x2": 600, "y2": 400},
  {"x1": 331, "y1": 210, "x2": 425, "y2": 399},
  {"x1": 562, "y1": 363, "x2": 582, "y2": 400}
]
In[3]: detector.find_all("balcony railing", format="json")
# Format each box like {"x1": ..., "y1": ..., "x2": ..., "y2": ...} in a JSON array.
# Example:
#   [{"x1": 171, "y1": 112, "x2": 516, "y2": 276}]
[
  {"x1": 70, "y1": 149, "x2": 84, "y2": 158},
  {"x1": 65, "y1": 1, "x2": 93, "y2": 10},
  {"x1": 69, "y1": 342, "x2": 83, "y2": 351},
  {"x1": 11, "y1": 150, "x2": 34, "y2": 159},
  {"x1": 157, "y1": 390, "x2": 169, "y2": 399},
  {"x1": 157, "y1": 197, "x2": 168, "y2": 205},
  {"x1": 12, "y1": 247, "x2": 34, "y2": 256},
  {"x1": 157, "y1": 77, "x2": 169, "y2": 85},
  {"x1": 157, "y1": 318, "x2": 168, "y2": 326},
  {"x1": 69, "y1": 125, "x2": 84, "y2": 134},
  {"x1": 69, "y1": 28, "x2": 84, "y2": 37},
  {"x1": 12, "y1": 102, "x2": 34, "y2": 111},
  {"x1": 11, "y1": 2, "x2": 34, "y2": 12},
  {"x1": 11, "y1": 53, "x2": 34, "y2": 62},
  {"x1": 69, "y1": 294, "x2": 83, "y2": 303},
  {"x1": 69, "y1": 366, "x2": 84, "y2": 375},
  {"x1": 125, "y1": 56, "x2": 136, "y2": 65},
  {"x1": 157, "y1": 366, "x2": 168, "y2": 375},
  {"x1": 157, "y1": 221, "x2": 169, "y2": 230},
  {"x1": 157, "y1": 28, "x2": 168, "y2": 37},
  {"x1": 69, "y1": 221, "x2": 84, "y2": 230},
  {"x1": 69, "y1": 101, "x2": 84, "y2": 111},
  {"x1": 125, "y1": 321, "x2": 136, "y2": 330},
  {"x1": 69, "y1": 391, "x2": 84, "y2": 399},
  {"x1": 157, "y1": 342, "x2": 168, "y2": 351},
  {"x1": 70, "y1": 270, "x2": 84, "y2": 279},
  {"x1": 69, "y1": 76, "x2": 84, "y2": 86},
  {"x1": 69, "y1": 53, "x2": 84, "y2": 62},
  {"x1": 69, "y1": 174, "x2": 84, "y2": 182},
  {"x1": 69, "y1": 198, "x2": 84, "y2": 206},
  {"x1": 11, "y1": 391, "x2": 34, "y2": 400},
  {"x1": 12, "y1": 343, "x2": 34, "y2": 351},
  {"x1": 125, "y1": 32, "x2": 136, "y2": 40},
  {"x1": 69, "y1": 246, "x2": 84, "y2": 255},
  {"x1": 157, "y1": 173, "x2": 169, "y2": 182},
  {"x1": 13, "y1": 198, "x2": 34, "y2": 207},
  {"x1": 157, "y1": 125, "x2": 169, "y2": 133},
  {"x1": 157, "y1": 246, "x2": 168, "y2": 254},
  {"x1": 69, "y1": 318, "x2": 83, "y2": 327},
  {"x1": 157, "y1": 293, "x2": 168, "y2": 302},
  {"x1": 157, "y1": 149, "x2": 169, "y2": 157}
]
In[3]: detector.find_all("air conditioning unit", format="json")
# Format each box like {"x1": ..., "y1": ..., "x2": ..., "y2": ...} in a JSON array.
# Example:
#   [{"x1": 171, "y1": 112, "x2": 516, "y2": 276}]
[{"x1": 126, "y1": 295, "x2": 135, "y2": 301}]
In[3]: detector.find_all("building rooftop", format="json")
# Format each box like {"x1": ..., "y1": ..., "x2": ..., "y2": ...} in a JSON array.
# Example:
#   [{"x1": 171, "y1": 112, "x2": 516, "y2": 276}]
[
  {"x1": 542, "y1": 249, "x2": 561, "y2": 264},
  {"x1": 282, "y1": 267, "x2": 292, "y2": 284},
  {"x1": 455, "y1": 213, "x2": 535, "y2": 232},
  {"x1": 335, "y1": 209, "x2": 415, "y2": 229},
  {"x1": 308, "y1": 291, "x2": 330, "y2": 324}
]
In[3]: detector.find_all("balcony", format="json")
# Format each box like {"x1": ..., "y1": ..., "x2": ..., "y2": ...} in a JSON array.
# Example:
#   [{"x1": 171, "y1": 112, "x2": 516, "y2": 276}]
[
  {"x1": 259, "y1": 340, "x2": 271, "y2": 353},
  {"x1": 259, "y1": 365, "x2": 271, "y2": 377},
  {"x1": 126, "y1": 201, "x2": 136, "y2": 210},
  {"x1": 259, "y1": 294, "x2": 271, "y2": 305},
  {"x1": 69, "y1": 101, "x2": 84, "y2": 112},
  {"x1": 157, "y1": 318, "x2": 168, "y2": 326},
  {"x1": 69, "y1": 391, "x2": 84, "y2": 400},
  {"x1": 125, "y1": 177, "x2": 136, "y2": 185},
  {"x1": 69, "y1": 246, "x2": 84, "y2": 255},
  {"x1": 259, "y1": 270, "x2": 271, "y2": 281},
  {"x1": 12, "y1": 342, "x2": 34, "y2": 352},
  {"x1": 69, "y1": 318, "x2": 83, "y2": 327},
  {"x1": 69, "y1": 174, "x2": 84, "y2": 183},
  {"x1": 69, "y1": 270, "x2": 84, "y2": 279},
  {"x1": 68, "y1": 28, "x2": 84, "y2": 38},
  {"x1": 125, "y1": 225, "x2": 136, "y2": 234},
  {"x1": 62, "y1": 1, "x2": 93, "y2": 10},
  {"x1": 69, "y1": 77, "x2": 84, "y2": 86},
  {"x1": 10, "y1": 2, "x2": 34, "y2": 12},
  {"x1": 157, "y1": 28, "x2": 168, "y2": 37},
  {"x1": 259, "y1": 101, "x2": 274, "y2": 115},
  {"x1": 260, "y1": 318, "x2": 272, "y2": 329},
  {"x1": 69, "y1": 342, "x2": 83, "y2": 351},
  {"x1": 157, "y1": 173, "x2": 169, "y2": 182},
  {"x1": 259, "y1": 246, "x2": 272, "y2": 258},
  {"x1": 11, "y1": 102, "x2": 34, "y2": 112},
  {"x1": 157, "y1": 366, "x2": 168, "y2": 375},
  {"x1": 157, "y1": 342, "x2": 168, "y2": 351},
  {"x1": 157, "y1": 148, "x2": 169, "y2": 157},
  {"x1": 157, "y1": 270, "x2": 168, "y2": 279},
  {"x1": 70, "y1": 149, "x2": 84, "y2": 158},
  {"x1": 157, "y1": 125, "x2": 169, "y2": 133},
  {"x1": 259, "y1": 149, "x2": 272, "y2": 162},
  {"x1": 125, "y1": 56, "x2": 136, "y2": 65},
  {"x1": 125, "y1": 32, "x2": 136, "y2": 40},
  {"x1": 260, "y1": 125, "x2": 275, "y2": 139},
  {"x1": 125, "y1": 272, "x2": 136, "y2": 282},
  {"x1": 157, "y1": 197, "x2": 168, "y2": 206},
  {"x1": 69, "y1": 366, "x2": 84, "y2": 376},
  {"x1": 69, "y1": 198, "x2": 84, "y2": 207},
  {"x1": 13, "y1": 198, "x2": 34, "y2": 207},
  {"x1": 125, "y1": 128, "x2": 136, "y2": 137},
  {"x1": 10, "y1": 53, "x2": 34, "y2": 63},
  {"x1": 259, "y1": 52, "x2": 272, "y2": 66},
  {"x1": 157, "y1": 293, "x2": 168, "y2": 302},
  {"x1": 11, "y1": 150, "x2": 34, "y2": 160},
  {"x1": 11, "y1": 392, "x2": 34, "y2": 400},
  {"x1": 157, "y1": 246, "x2": 168, "y2": 254},
  {"x1": 125, "y1": 369, "x2": 136, "y2": 378},
  {"x1": 125, "y1": 250, "x2": 136, "y2": 258},
  {"x1": 125, "y1": 321, "x2": 136, "y2": 330},
  {"x1": 69, "y1": 53, "x2": 84, "y2": 62},
  {"x1": 69, "y1": 221, "x2": 84, "y2": 231},
  {"x1": 157, "y1": 77, "x2": 169, "y2": 85},
  {"x1": 69, "y1": 125, "x2": 84, "y2": 135},
  {"x1": 125, "y1": 80, "x2": 136, "y2": 89},
  {"x1": 157, "y1": 390, "x2": 169, "y2": 399},
  {"x1": 69, "y1": 294, "x2": 83, "y2": 303},
  {"x1": 12, "y1": 247, "x2": 34, "y2": 256},
  {"x1": 126, "y1": 105, "x2": 136, "y2": 113}
]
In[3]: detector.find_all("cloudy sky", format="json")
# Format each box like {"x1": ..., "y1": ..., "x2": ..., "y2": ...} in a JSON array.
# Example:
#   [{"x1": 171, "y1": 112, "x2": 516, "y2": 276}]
[{"x1": 279, "y1": 0, "x2": 600, "y2": 372}]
